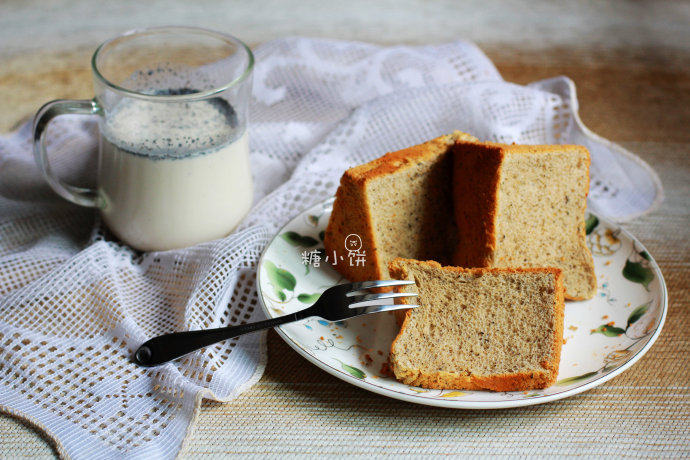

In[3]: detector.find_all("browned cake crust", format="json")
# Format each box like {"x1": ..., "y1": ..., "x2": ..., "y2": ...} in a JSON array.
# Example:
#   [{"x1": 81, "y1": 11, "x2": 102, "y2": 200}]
[
  {"x1": 323, "y1": 169, "x2": 381, "y2": 284},
  {"x1": 451, "y1": 142, "x2": 596, "y2": 300},
  {"x1": 324, "y1": 131, "x2": 476, "y2": 284},
  {"x1": 388, "y1": 258, "x2": 565, "y2": 391}
]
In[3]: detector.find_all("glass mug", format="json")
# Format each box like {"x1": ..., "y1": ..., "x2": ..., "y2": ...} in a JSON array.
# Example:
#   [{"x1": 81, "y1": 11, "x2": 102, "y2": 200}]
[{"x1": 33, "y1": 26, "x2": 254, "y2": 251}]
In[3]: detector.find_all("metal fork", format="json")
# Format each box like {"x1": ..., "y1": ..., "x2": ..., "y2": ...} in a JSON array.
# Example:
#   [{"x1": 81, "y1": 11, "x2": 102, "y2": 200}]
[{"x1": 132, "y1": 280, "x2": 418, "y2": 367}]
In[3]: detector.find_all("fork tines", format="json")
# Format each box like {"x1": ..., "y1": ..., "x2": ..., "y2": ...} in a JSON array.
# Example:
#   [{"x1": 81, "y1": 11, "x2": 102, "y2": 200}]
[
  {"x1": 344, "y1": 280, "x2": 418, "y2": 315},
  {"x1": 350, "y1": 303, "x2": 420, "y2": 316},
  {"x1": 347, "y1": 280, "x2": 415, "y2": 291},
  {"x1": 347, "y1": 291, "x2": 417, "y2": 306},
  {"x1": 320, "y1": 280, "x2": 420, "y2": 320}
]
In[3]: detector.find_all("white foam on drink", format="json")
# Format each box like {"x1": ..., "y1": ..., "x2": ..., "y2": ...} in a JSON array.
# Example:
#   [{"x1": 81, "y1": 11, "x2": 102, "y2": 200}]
[{"x1": 103, "y1": 96, "x2": 238, "y2": 158}]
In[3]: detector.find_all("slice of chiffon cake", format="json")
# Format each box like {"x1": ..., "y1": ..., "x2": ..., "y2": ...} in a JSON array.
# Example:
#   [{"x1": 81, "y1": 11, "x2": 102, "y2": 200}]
[
  {"x1": 324, "y1": 131, "x2": 477, "y2": 284},
  {"x1": 389, "y1": 258, "x2": 565, "y2": 391},
  {"x1": 451, "y1": 142, "x2": 596, "y2": 300}
]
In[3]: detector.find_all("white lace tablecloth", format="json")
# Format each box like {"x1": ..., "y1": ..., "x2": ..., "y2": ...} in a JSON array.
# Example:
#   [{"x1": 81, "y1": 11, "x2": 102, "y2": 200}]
[{"x1": 0, "y1": 37, "x2": 663, "y2": 459}]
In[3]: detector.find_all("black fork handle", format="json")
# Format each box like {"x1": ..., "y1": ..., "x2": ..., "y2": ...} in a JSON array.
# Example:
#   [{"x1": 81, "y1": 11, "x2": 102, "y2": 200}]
[{"x1": 133, "y1": 307, "x2": 316, "y2": 367}]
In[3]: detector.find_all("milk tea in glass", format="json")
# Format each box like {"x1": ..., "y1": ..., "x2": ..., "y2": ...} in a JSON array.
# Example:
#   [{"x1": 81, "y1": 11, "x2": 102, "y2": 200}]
[{"x1": 33, "y1": 27, "x2": 254, "y2": 251}]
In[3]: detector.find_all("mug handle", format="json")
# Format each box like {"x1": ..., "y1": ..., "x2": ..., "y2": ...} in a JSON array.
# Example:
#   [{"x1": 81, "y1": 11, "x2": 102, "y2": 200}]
[{"x1": 33, "y1": 99, "x2": 101, "y2": 207}]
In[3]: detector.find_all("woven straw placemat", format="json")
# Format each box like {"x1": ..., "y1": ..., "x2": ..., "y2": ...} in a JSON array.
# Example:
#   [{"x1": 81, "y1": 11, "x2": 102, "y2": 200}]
[{"x1": 1, "y1": 144, "x2": 687, "y2": 458}]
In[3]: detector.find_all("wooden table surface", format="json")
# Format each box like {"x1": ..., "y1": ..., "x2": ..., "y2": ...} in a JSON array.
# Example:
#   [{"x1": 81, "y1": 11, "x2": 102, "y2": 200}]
[{"x1": 1, "y1": 0, "x2": 688, "y2": 457}]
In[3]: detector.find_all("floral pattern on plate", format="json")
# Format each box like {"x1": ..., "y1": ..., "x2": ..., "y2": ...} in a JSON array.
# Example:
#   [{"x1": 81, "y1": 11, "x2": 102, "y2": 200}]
[{"x1": 257, "y1": 199, "x2": 667, "y2": 409}]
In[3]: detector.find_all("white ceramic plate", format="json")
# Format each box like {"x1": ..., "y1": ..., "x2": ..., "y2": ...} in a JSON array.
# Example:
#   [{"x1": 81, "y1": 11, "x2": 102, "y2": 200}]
[{"x1": 257, "y1": 198, "x2": 667, "y2": 409}]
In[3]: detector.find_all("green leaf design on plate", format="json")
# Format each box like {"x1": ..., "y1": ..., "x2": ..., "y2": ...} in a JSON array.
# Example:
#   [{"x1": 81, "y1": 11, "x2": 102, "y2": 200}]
[
  {"x1": 319, "y1": 230, "x2": 325, "y2": 241},
  {"x1": 297, "y1": 293, "x2": 321, "y2": 304},
  {"x1": 307, "y1": 215, "x2": 320, "y2": 226},
  {"x1": 557, "y1": 371, "x2": 599, "y2": 386},
  {"x1": 639, "y1": 250, "x2": 652, "y2": 261},
  {"x1": 622, "y1": 260, "x2": 654, "y2": 290},
  {"x1": 592, "y1": 324, "x2": 626, "y2": 337},
  {"x1": 264, "y1": 260, "x2": 296, "y2": 300},
  {"x1": 627, "y1": 303, "x2": 649, "y2": 328},
  {"x1": 304, "y1": 248, "x2": 327, "y2": 275},
  {"x1": 281, "y1": 231, "x2": 319, "y2": 247},
  {"x1": 281, "y1": 231, "x2": 301, "y2": 246},
  {"x1": 301, "y1": 235, "x2": 319, "y2": 246},
  {"x1": 585, "y1": 215, "x2": 599, "y2": 235},
  {"x1": 335, "y1": 360, "x2": 366, "y2": 379}
]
